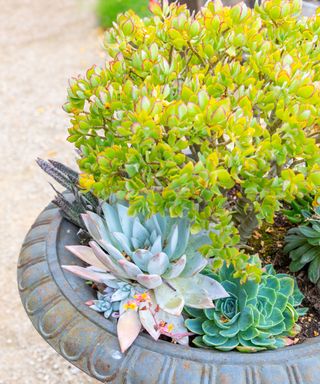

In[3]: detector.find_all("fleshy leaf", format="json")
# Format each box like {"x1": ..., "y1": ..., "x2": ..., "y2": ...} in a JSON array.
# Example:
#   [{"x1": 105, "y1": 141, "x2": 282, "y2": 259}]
[
  {"x1": 163, "y1": 255, "x2": 187, "y2": 279},
  {"x1": 117, "y1": 310, "x2": 141, "y2": 353},
  {"x1": 118, "y1": 259, "x2": 143, "y2": 279},
  {"x1": 136, "y1": 273, "x2": 163, "y2": 289},
  {"x1": 131, "y1": 249, "x2": 154, "y2": 271},
  {"x1": 90, "y1": 241, "x2": 128, "y2": 278},
  {"x1": 65, "y1": 245, "x2": 106, "y2": 270},
  {"x1": 147, "y1": 252, "x2": 170, "y2": 275},
  {"x1": 62, "y1": 265, "x2": 110, "y2": 284},
  {"x1": 154, "y1": 283, "x2": 185, "y2": 315}
]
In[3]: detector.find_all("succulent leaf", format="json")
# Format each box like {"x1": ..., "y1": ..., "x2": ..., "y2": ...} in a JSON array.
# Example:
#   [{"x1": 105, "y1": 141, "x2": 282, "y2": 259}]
[
  {"x1": 65, "y1": 245, "x2": 106, "y2": 270},
  {"x1": 117, "y1": 309, "x2": 141, "y2": 353}
]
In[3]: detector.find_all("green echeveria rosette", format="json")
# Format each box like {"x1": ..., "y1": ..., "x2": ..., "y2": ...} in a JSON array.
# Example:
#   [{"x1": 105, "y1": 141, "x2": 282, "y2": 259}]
[{"x1": 185, "y1": 263, "x2": 307, "y2": 352}]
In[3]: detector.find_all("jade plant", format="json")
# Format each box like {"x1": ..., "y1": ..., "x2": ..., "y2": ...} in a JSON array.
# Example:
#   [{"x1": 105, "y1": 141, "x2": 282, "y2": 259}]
[
  {"x1": 63, "y1": 0, "x2": 320, "y2": 281},
  {"x1": 185, "y1": 262, "x2": 307, "y2": 352},
  {"x1": 285, "y1": 206, "x2": 320, "y2": 286},
  {"x1": 63, "y1": 201, "x2": 228, "y2": 352}
]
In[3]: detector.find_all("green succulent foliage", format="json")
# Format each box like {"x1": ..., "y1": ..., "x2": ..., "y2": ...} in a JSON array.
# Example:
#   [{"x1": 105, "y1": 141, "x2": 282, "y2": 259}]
[
  {"x1": 36, "y1": 158, "x2": 100, "y2": 228},
  {"x1": 185, "y1": 263, "x2": 306, "y2": 352},
  {"x1": 285, "y1": 206, "x2": 320, "y2": 285},
  {"x1": 64, "y1": 0, "x2": 320, "y2": 280},
  {"x1": 282, "y1": 194, "x2": 315, "y2": 224}
]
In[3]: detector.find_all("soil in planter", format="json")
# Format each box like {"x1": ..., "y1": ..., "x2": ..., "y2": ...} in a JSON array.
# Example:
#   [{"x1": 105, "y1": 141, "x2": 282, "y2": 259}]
[{"x1": 248, "y1": 213, "x2": 320, "y2": 344}]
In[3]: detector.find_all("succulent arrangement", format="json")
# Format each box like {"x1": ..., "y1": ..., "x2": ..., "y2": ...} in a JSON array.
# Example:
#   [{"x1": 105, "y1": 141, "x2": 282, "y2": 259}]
[
  {"x1": 285, "y1": 206, "x2": 320, "y2": 286},
  {"x1": 64, "y1": 0, "x2": 320, "y2": 281},
  {"x1": 63, "y1": 201, "x2": 228, "y2": 352},
  {"x1": 35, "y1": 0, "x2": 318, "y2": 355},
  {"x1": 185, "y1": 263, "x2": 307, "y2": 352}
]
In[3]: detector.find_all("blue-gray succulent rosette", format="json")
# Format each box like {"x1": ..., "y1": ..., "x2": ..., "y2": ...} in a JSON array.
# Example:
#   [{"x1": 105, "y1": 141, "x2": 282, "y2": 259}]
[{"x1": 185, "y1": 263, "x2": 307, "y2": 352}]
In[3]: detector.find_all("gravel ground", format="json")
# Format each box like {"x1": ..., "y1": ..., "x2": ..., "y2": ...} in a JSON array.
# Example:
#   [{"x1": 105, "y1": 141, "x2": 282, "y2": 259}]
[{"x1": 0, "y1": 0, "x2": 103, "y2": 382}]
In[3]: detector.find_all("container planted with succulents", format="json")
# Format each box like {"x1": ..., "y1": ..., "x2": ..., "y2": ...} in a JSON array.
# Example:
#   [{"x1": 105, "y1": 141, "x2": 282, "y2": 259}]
[{"x1": 18, "y1": 1, "x2": 320, "y2": 383}]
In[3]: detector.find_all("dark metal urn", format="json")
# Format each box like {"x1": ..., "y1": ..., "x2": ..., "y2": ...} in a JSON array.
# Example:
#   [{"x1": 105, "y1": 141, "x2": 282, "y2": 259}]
[{"x1": 18, "y1": 203, "x2": 320, "y2": 383}]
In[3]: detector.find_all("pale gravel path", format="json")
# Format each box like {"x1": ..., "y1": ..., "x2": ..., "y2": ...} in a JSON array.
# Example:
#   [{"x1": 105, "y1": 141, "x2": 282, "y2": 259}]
[{"x1": 0, "y1": 1, "x2": 103, "y2": 382}]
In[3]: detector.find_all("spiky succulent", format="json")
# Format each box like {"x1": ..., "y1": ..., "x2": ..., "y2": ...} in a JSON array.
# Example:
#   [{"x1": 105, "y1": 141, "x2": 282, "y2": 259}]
[
  {"x1": 285, "y1": 206, "x2": 320, "y2": 286},
  {"x1": 185, "y1": 263, "x2": 306, "y2": 352},
  {"x1": 63, "y1": 201, "x2": 228, "y2": 352},
  {"x1": 36, "y1": 158, "x2": 100, "y2": 228}
]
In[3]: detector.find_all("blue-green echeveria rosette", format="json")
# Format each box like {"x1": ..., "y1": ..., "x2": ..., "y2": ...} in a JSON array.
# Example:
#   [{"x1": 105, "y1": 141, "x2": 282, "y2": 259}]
[{"x1": 185, "y1": 263, "x2": 307, "y2": 352}]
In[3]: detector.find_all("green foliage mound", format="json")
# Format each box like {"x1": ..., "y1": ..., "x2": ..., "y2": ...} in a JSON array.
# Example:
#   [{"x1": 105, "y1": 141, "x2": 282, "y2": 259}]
[{"x1": 64, "y1": 0, "x2": 320, "y2": 281}]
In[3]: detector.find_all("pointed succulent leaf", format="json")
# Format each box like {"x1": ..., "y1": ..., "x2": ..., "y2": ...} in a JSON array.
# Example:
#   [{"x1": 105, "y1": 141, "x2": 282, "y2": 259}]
[
  {"x1": 159, "y1": 309, "x2": 189, "y2": 345},
  {"x1": 171, "y1": 218, "x2": 190, "y2": 260},
  {"x1": 62, "y1": 265, "x2": 110, "y2": 284},
  {"x1": 117, "y1": 310, "x2": 141, "y2": 353},
  {"x1": 153, "y1": 283, "x2": 185, "y2": 316},
  {"x1": 131, "y1": 237, "x2": 143, "y2": 249},
  {"x1": 147, "y1": 252, "x2": 170, "y2": 275},
  {"x1": 99, "y1": 239, "x2": 125, "y2": 261},
  {"x1": 117, "y1": 203, "x2": 134, "y2": 238},
  {"x1": 131, "y1": 249, "x2": 154, "y2": 271},
  {"x1": 162, "y1": 255, "x2": 187, "y2": 279},
  {"x1": 102, "y1": 202, "x2": 122, "y2": 233},
  {"x1": 193, "y1": 274, "x2": 229, "y2": 300},
  {"x1": 170, "y1": 277, "x2": 215, "y2": 309},
  {"x1": 179, "y1": 252, "x2": 207, "y2": 277},
  {"x1": 82, "y1": 212, "x2": 112, "y2": 244},
  {"x1": 164, "y1": 224, "x2": 179, "y2": 258},
  {"x1": 90, "y1": 241, "x2": 129, "y2": 279},
  {"x1": 111, "y1": 289, "x2": 131, "y2": 302},
  {"x1": 118, "y1": 259, "x2": 143, "y2": 279},
  {"x1": 112, "y1": 232, "x2": 133, "y2": 256},
  {"x1": 150, "y1": 235, "x2": 163, "y2": 255},
  {"x1": 138, "y1": 293, "x2": 160, "y2": 340},
  {"x1": 136, "y1": 273, "x2": 163, "y2": 289},
  {"x1": 65, "y1": 245, "x2": 107, "y2": 270},
  {"x1": 132, "y1": 217, "x2": 150, "y2": 244}
]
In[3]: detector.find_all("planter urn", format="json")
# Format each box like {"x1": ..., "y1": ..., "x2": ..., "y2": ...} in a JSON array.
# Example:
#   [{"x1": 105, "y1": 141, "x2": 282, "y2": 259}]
[
  {"x1": 18, "y1": 202, "x2": 320, "y2": 383},
  {"x1": 18, "y1": 1, "x2": 319, "y2": 383}
]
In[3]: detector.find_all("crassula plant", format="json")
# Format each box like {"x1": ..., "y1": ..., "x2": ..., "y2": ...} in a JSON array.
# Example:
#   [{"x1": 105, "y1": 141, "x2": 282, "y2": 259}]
[{"x1": 64, "y1": 0, "x2": 320, "y2": 282}]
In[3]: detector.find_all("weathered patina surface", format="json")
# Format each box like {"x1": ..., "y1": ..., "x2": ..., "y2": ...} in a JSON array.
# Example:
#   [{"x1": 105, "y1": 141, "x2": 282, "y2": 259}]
[{"x1": 18, "y1": 203, "x2": 320, "y2": 383}]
